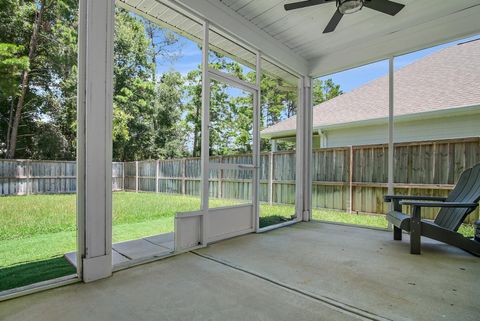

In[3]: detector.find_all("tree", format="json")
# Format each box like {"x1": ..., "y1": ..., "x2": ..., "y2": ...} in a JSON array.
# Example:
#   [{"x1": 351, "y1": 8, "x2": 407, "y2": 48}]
[
  {"x1": 183, "y1": 53, "x2": 251, "y2": 156},
  {"x1": 151, "y1": 71, "x2": 186, "y2": 158},
  {"x1": 0, "y1": 2, "x2": 342, "y2": 161},
  {"x1": 0, "y1": 0, "x2": 77, "y2": 158},
  {"x1": 112, "y1": 8, "x2": 184, "y2": 161},
  {"x1": 259, "y1": 75, "x2": 298, "y2": 126},
  {"x1": 182, "y1": 52, "x2": 315, "y2": 155},
  {"x1": 312, "y1": 78, "x2": 343, "y2": 105},
  {"x1": 39, "y1": 0, "x2": 80, "y2": 159},
  {"x1": 0, "y1": 44, "x2": 29, "y2": 97},
  {"x1": 5, "y1": 0, "x2": 46, "y2": 158},
  {"x1": 0, "y1": 43, "x2": 29, "y2": 155},
  {"x1": 144, "y1": 19, "x2": 180, "y2": 82},
  {"x1": 0, "y1": 3, "x2": 186, "y2": 160},
  {"x1": 0, "y1": 0, "x2": 80, "y2": 159},
  {"x1": 112, "y1": 8, "x2": 155, "y2": 161},
  {"x1": 183, "y1": 68, "x2": 202, "y2": 157}
]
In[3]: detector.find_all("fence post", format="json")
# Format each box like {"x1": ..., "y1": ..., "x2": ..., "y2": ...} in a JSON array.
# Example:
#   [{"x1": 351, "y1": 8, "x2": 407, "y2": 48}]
[
  {"x1": 155, "y1": 159, "x2": 159, "y2": 193},
  {"x1": 26, "y1": 160, "x2": 31, "y2": 195},
  {"x1": 181, "y1": 159, "x2": 186, "y2": 195},
  {"x1": 349, "y1": 146, "x2": 353, "y2": 214},
  {"x1": 135, "y1": 161, "x2": 139, "y2": 193},
  {"x1": 268, "y1": 140, "x2": 276, "y2": 205},
  {"x1": 122, "y1": 162, "x2": 125, "y2": 191}
]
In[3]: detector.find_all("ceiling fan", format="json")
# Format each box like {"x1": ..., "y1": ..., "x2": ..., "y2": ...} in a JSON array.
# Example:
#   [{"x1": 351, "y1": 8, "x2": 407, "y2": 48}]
[{"x1": 284, "y1": 0, "x2": 405, "y2": 33}]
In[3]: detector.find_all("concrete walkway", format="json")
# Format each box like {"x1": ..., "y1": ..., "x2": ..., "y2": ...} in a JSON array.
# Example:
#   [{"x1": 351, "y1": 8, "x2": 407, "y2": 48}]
[
  {"x1": 1, "y1": 222, "x2": 479, "y2": 321},
  {"x1": 64, "y1": 233, "x2": 175, "y2": 268}
]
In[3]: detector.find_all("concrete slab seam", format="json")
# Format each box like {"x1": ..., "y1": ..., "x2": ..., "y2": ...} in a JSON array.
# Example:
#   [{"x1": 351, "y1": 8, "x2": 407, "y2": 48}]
[{"x1": 191, "y1": 251, "x2": 393, "y2": 321}]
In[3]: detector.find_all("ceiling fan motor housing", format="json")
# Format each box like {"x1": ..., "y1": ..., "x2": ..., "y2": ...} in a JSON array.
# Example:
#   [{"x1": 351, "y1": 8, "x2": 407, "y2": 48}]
[{"x1": 337, "y1": 0, "x2": 364, "y2": 14}]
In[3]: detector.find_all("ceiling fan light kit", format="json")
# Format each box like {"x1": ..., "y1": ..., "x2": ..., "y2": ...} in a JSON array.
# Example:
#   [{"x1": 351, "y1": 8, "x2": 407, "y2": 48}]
[{"x1": 337, "y1": 0, "x2": 364, "y2": 15}]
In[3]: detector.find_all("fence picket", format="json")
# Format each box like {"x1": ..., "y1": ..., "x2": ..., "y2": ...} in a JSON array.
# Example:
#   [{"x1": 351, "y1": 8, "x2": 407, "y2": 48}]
[{"x1": 1, "y1": 137, "x2": 479, "y2": 222}]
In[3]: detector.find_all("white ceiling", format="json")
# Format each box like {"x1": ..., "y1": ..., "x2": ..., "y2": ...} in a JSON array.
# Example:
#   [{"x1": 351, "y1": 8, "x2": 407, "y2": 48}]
[
  {"x1": 216, "y1": 0, "x2": 480, "y2": 76},
  {"x1": 119, "y1": 0, "x2": 480, "y2": 78}
]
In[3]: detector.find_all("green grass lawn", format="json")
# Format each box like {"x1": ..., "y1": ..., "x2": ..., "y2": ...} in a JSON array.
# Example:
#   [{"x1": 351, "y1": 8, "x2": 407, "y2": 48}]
[
  {"x1": 0, "y1": 193, "x2": 296, "y2": 291},
  {"x1": 0, "y1": 192, "x2": 475, "y2": 291},
  {"x1": 0, "y1": 193, "x2": 298, "y2": 267},
  {"x1": 0, "y1": 257, "x2": 76, "y2": 292}
]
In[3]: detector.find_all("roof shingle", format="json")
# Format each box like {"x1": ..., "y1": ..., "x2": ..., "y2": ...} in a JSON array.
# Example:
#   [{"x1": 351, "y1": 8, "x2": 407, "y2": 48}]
[{"x1": 262, "y1": 39, "x2": 480, "y2": 137}]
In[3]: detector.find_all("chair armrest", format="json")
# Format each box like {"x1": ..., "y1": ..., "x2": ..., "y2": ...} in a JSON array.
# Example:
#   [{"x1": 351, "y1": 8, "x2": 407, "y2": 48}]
[
  {"x1": 399, "y1": 201, "x2": 478, "y2": 208},
  {"x1": 384, "y1": 195, "x2": 447, "y2": 203}
]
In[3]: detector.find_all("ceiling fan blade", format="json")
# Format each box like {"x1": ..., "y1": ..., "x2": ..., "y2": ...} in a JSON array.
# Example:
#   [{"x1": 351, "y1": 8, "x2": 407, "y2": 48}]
[
  {"x1": 284, "y1": 0, "x2": 332, "y2": 11},
  {"x1": 323, "y1": 9, "x2": 343, "y2": 33},
  {"x1": 363, "y1": 0, "x2": 405, "y2": 16}
]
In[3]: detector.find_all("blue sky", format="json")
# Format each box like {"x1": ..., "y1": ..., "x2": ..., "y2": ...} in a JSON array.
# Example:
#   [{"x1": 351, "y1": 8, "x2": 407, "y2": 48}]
[
  {"x1": 155, "y1": 30, "x2": 479, "y2": 93},
  {"x1": 155, "y1": 37, "x2": 255, "y2": 79},
  {"x1": 156, "y1": 39, "x2": 202, "y2": 76}
]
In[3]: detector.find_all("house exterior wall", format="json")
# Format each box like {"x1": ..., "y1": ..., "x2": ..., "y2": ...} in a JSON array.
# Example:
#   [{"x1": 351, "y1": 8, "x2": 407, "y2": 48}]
[{"x1": 316, "y1": 113, "x2": 480, "y2": 148}]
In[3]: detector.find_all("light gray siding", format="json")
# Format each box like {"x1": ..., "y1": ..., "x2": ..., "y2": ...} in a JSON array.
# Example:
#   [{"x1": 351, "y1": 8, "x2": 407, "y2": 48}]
[{"x1": 319, "y1": 113, "x2": 480, "y2": 148}]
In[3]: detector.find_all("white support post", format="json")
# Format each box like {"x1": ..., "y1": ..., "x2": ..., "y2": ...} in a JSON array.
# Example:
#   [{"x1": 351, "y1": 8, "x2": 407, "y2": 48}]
[
  {"x1": 388, "y1": 58, "x2": 395, "y2": 196},
  {"x1": 304, "y1": 76, "x2": 313, "y2": 222},
  {"x1": 296, "y1": 76, "x2": 313, "y2": 222},
  {"x1": 387, "y1": 57, "x2": 395, "y2": 229},
  {"x1": 253, "y1": 51, "x2": 261, "y2": 231},
  {"x1": 200, "y1": 20, "x2": 210, "y2": 246},
  {"x1": 77, "y1": 0, "x2": 114, "y2": 282}
]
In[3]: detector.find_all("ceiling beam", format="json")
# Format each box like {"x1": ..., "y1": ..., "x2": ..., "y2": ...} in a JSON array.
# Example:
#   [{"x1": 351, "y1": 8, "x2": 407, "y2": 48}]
[{"x1": 309, "y1": 4, "x2": 480, "y2": 77}]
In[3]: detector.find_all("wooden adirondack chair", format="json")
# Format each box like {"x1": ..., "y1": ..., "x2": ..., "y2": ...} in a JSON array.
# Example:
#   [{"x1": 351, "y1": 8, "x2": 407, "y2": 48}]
[{"x1": 384, "y1": 163, "x2": 480, "y2": 255}]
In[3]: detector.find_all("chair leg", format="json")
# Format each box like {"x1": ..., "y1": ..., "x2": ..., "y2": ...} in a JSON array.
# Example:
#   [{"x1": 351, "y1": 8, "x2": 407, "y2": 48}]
[
  {"x1": 393, "y1": 226, "x2": 402, "y2": 240},
  {"x1": 410, "y1": 231, "x2": 421, "y2": 254},
  {"x1": 410, "y1": 208, "x2": 421, "y2": 254}
]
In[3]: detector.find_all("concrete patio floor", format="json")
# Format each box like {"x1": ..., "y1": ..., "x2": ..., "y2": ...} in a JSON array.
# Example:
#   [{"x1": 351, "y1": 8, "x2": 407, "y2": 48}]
[
  {"x1": 197, "y1": 222, "x2": 480, "y2": 321},
  {"x1": 1, "y1": 222, "x2": 479, "y2": 321}
]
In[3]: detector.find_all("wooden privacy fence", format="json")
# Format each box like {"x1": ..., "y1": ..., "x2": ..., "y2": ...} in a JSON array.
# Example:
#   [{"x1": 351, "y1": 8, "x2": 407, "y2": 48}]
[
  {"x1": 1, "y1": 137, "x2": 479, "y2": 223},
  {"x1": 0, "y1": 160, "x2": 124, "y2": 195},
  {"x1": 121, "y1": 137, "x2": 479, "y2": 222},
  {"x1": 310, "y1": 137, "x2": 480, "y2": 223}
]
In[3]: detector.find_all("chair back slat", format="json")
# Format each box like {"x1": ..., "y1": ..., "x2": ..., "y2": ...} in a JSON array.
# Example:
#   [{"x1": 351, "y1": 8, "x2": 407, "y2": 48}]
[{"x1": 434, "y1": 164, "x2": 480, "y2": 231}]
